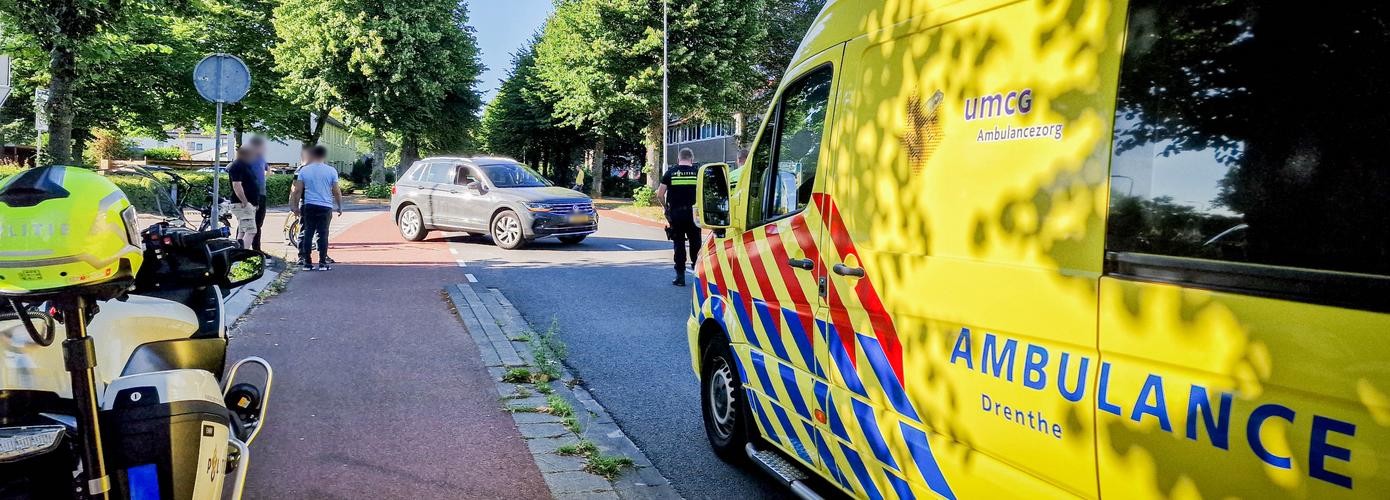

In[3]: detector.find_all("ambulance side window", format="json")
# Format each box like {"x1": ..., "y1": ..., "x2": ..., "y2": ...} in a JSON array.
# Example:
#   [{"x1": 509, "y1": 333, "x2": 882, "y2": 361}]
[
  {"x1": 747, "y1": 65, "x2": 833, "y2": 226},
  {"x1": 1105, "y1": 0, "x2": 1390, "y2": 309},
  {"x1": 745, "y1": 122, "x2": 775, "y2": 224}
]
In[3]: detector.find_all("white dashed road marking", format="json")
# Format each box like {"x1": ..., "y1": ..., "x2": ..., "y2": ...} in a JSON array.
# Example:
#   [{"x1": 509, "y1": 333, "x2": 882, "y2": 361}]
[
  {"x1": 618, "y1": 244, "x2": 634, "y2": 251},
  {"x1": 449, "y1": 247, "x2": 458, "y2": 255},
  {"x1": 465, "y1": 273, "x2": 478, "y2": 283},
  {"x1": 456, "y1": 260, "x2": 467, "y2": 268}
]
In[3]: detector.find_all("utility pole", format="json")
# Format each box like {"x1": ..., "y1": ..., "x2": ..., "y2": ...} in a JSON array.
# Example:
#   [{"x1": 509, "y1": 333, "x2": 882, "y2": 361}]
[{"x1": 662, "y1": 0, "x2": 669, "y2": 181}]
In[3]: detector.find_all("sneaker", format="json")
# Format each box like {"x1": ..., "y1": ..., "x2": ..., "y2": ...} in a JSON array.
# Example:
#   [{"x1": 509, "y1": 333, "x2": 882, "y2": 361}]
[
  {"x1": 672, "y1": 276, "x2": 686, "y2": 287},
  {"x1": 317, "y1": 263, "x2": 333, "y2": 271},
  {"x1": 300, "y1": 262, "x2": 314, "y2": 272}
]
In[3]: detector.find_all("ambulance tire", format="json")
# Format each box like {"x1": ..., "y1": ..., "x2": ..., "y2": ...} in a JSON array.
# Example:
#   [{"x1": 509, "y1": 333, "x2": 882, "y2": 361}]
[{"x1": 701, "y1": 340, "x2": 749, "y2": 462}]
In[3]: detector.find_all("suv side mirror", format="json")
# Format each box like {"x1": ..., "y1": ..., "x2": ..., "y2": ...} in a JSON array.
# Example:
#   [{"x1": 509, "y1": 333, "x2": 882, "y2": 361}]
[
  {"x1": 464, "y1": 180, "x2": 484, "y2": 194},
  {"x1": 221, "y1": 249, "x2": 265, "y2": 289},
  {"x1": 697, "y1": 163, "x2": 732, "y2": 229}
]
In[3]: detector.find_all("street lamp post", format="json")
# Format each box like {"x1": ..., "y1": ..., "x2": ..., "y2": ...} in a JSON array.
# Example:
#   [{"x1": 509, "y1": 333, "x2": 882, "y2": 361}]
[{"x1": 662, "y1": 0, "x2": 668, "y2": 183}]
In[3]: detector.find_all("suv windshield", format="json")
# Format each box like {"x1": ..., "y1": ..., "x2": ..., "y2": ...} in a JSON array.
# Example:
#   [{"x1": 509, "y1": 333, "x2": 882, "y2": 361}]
[{"x1": 480, "y1": 163, "x2": 550, "y2": 188}]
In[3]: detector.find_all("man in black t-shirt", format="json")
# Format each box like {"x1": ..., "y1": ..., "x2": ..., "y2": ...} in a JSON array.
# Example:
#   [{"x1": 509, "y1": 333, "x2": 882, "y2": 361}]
[
  {"x1": 227, "y1": 146, "x2": 262, "y2": 250},
  {"x1": 658, "y1": 148, "x2": 701, "y2": 286}
]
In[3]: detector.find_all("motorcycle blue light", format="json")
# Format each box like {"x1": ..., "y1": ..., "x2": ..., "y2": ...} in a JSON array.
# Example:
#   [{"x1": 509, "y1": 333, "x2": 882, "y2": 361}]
[{"x1": 127, "y1": 463, "x2": 161, "y2": 500}]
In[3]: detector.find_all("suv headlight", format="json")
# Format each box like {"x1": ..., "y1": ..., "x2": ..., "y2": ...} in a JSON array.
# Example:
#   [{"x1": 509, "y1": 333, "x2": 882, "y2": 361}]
[{"x1": 524, "y1": 202, "x2": 553, "y2": 212}]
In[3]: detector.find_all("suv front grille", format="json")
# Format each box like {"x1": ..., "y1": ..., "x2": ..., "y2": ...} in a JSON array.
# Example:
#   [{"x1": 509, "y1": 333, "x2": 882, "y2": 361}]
[{"x1": 549, "y1": 203, "x2": 595, "y2": 215}]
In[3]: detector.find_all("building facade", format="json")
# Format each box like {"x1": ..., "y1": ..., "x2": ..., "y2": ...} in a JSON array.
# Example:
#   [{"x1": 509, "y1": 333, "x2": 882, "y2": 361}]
[
  {"x1": 133, "y1": 114, "x2": 363, "y2": 173},
  {"x1": 665, "y1": 117, "x2": 743, "y2": 166}
]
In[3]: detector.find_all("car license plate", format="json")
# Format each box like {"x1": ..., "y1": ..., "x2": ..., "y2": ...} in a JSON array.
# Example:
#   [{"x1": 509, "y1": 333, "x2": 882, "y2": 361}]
[{"x1": 568, "y1": 214, "x2": 591, "y2": 224}]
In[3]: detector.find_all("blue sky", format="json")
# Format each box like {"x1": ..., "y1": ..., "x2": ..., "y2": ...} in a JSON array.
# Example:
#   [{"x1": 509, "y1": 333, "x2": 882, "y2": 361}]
[{"x1": 469, "y1": 0, "x2": 554, "y2": 104}]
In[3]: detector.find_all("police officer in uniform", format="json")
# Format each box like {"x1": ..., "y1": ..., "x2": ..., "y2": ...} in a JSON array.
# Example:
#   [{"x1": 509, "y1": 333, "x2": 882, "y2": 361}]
[{"x1": 658, "y1": 148, "x2": 701, "y2": 286}]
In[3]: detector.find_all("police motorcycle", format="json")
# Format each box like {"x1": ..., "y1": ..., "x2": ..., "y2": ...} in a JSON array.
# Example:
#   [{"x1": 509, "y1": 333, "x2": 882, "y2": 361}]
[{"x1": 0, "y1": 166, "x2": 273, "y2": 499}]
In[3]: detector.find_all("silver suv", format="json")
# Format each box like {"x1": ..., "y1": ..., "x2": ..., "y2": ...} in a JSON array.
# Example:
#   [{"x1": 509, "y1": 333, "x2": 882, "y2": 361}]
[{"x1": 391, "y1": 157, "x2": 598, "y2": 249}]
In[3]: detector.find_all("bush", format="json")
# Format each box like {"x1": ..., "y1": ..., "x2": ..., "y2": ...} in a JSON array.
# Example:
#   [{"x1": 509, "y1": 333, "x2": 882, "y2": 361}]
[
  {"x1": 264, "y1": 174, "x2": 294, "y2": 205},
  {"x1": 632, "y1": 186, "x2": 655, "y2": 207},
  {"x1": 87, "y1": 129, "x2": 134, "y2": 163},
  {"x1": 0, "y1": 161, "x2": 24, "y2": 180},
  {"x1": 363, "y1": 183, "x2": 392, "y2": 199},
  {"x1": 350, "y1": 157, "x2": 372, "y2": 185},
  {"x1": 384, "y1": 168, "x2": 396, "y2": 184},
  {"x1": 602, "y1": 174, "x2": 641, "y2": 198},
  {"x1": 143, "y1": 146, "x2": 185, "y2": 161},
  {"x1": 338, "y1": 178, "x2": 356, "y2": 194}
]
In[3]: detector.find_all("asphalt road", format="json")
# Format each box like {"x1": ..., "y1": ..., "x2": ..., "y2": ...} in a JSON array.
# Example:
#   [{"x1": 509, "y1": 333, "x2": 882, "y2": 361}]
[{"x1": 437, "y1": 211, "x2": 789, "y2": 499}]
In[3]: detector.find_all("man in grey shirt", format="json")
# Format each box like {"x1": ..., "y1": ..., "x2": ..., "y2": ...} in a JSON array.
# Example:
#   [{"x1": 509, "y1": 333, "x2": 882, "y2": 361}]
[{"x1": 289, "y1": 145, "x2": 343, "y2": 270}]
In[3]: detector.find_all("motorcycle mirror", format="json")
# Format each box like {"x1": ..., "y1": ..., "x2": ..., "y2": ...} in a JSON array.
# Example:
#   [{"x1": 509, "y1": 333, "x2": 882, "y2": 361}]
[{"x1": 222, "y1": 249, "x2": 266, "y2": 289}]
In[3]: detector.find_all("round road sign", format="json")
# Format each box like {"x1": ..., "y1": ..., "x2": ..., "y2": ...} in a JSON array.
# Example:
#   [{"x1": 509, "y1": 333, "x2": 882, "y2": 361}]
[{"x1": 193, "y1": 54, "x2": 251, "y2": 104}]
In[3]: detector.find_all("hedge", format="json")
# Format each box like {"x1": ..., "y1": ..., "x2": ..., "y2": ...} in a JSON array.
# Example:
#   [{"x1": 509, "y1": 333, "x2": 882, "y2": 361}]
[
  {"x1": 143, "y1": 147, "x2": 185, "y2": 161},
  {"x1": 0, "y1": 166, "x2": 295, "y2": 214}
]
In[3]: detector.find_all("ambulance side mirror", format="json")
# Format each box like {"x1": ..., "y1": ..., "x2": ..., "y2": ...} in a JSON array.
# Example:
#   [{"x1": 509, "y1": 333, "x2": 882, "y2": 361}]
[{"x1": 697, "y1": 163, "x2": 732, "y2": 229}]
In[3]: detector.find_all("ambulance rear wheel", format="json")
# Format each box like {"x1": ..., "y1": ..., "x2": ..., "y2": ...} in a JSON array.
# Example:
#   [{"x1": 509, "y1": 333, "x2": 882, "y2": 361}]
[{"x1": 701, "y1": 340, "x2": 749, "y2": 461}]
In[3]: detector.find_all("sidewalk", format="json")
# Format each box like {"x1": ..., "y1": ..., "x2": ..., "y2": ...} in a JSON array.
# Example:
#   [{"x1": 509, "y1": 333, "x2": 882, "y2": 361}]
[{"x1": 226, "y1": 212, "x2": 549, "y2": 499}]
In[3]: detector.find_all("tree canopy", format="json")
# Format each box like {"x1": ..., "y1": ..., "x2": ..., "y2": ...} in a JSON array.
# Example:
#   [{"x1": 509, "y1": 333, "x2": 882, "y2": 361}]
[
  {"x1": 531, "y1": 0, "x2": 767, "y2": 193},
  {"x1": 480, "y1": 34, "x2": 586, "y2": 184}
]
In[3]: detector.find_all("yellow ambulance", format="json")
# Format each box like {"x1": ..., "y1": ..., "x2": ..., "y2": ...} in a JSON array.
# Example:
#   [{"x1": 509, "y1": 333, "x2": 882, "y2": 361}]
[{"x1": 685, "y1": 0, "x2": 1389, "y2": 498}]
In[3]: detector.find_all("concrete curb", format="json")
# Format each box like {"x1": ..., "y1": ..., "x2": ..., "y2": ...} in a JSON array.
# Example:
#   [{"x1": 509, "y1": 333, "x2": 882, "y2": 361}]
[
  {"x1": 599, "y1": 208, "x2": 666, "y2": 229},
  {"x1": 446, "y1": 283, "x2": 682, "y2": 500}
]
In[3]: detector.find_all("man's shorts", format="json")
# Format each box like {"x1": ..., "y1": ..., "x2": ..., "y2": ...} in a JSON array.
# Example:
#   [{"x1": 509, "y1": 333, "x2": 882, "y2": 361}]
[{"x1": 231, "y1": 204, "x2": 258, "y2": 239}]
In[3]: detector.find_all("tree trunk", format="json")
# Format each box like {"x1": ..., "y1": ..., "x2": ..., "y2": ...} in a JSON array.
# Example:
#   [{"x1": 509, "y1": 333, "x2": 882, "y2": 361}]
[
  {"x1": 43, "y1": 46, "x2": 78, "y2": 166},
  {"x1": 399, "y1": 134, "x2": 420, "y2": 171},
  {"x1": 646, "y1": 112, "x2": 664, "y2": 189},
  {"x1": 733, "y1": 112, "x2": 746, "y2": 145},
  {"x1": 71, "y1": 129, "x2": 89, "y2": 166},
  {"x1": 590, "y1": 138, "x2": 605, "y2": 198},
  {"x1": 308, "y1": 109, "x2": 329, "y2": 145},
  {"x1": 371, "y1": 131, "x2": 387, "y2": 183},
  {"x1": 233, "y1": 116, "x2": 245, "y2": 149}
]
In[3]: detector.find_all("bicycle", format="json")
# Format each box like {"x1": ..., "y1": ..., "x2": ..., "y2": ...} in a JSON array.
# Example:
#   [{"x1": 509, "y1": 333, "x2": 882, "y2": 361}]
[{"x1": 283, "y1": 208, "x2": 334, "y2": 264}]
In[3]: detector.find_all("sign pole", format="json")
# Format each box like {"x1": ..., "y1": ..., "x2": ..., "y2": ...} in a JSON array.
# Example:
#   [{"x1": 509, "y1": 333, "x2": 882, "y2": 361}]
[
  {"x1": 212, "y1": 102, "x2": 223, "y2": 227},
  {"x1": 192, "y1": 53, "x2": 250, "y2": 231}
]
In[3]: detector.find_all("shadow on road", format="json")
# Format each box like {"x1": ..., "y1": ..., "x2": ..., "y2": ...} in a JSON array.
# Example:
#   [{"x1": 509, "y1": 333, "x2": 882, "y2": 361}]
[{"x1": 431, "y1": 234, "x2": 672, "y2": 252}]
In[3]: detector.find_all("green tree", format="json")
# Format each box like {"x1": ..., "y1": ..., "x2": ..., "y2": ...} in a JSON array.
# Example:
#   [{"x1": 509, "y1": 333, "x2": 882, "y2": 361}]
[
  {"x1": 184, "y1": 0, "x2": 302, "y2": 145},
  {"x1": 0, "y1": 2, "x2": 203, "y2": 164},
  {"x1": 274, "y1": 0, "x2": 483, "y2": 172},
  {"x1": 271, "y1": 0, "x2": 346, "y2": 145},
  {"x1": 534, "y1": 0, "x2": 766, "y2": 195},
  {"x1": 0, "y1": 0, "x2": 190, "y2": 164},
  {"x1": 747, "y1": 0, "x2": 822, "y2": 121},
  {"x1": 480, "y1": 34, "x2": 586, "y2": 184},
  {"x1": 337, "y1": 0, "x2": 484, "y2": 169}
]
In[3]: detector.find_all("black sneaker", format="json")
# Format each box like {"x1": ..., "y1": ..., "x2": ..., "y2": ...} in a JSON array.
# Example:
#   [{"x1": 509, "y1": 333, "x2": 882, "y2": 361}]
[
  {"x1": 300, "y1": 262, "x2": 314, "y2": 272},
  {"x1": 317, "y1": 263, "x2": 332, "y2": 271},
  {"x1": 672, "y1": 276, "x2": 686, "y2": 287}
]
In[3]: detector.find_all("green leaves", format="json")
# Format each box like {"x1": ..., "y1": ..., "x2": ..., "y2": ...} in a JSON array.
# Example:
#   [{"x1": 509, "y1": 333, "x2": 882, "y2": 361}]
[
  {"x1": 272, "y1": 0, "x2": 483, "y2": 156},
  {"x1": 530, "y1": 0, "x2": 767, "y2": 138}
]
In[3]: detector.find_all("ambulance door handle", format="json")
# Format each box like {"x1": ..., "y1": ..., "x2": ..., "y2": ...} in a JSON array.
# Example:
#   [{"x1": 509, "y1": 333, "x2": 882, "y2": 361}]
[
  {"x1": 832, "y1": 263, "x2": 865, "y2": 278},
  {"x1": 787, "y1": 258, "x2": 814, "y2": 270}
]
